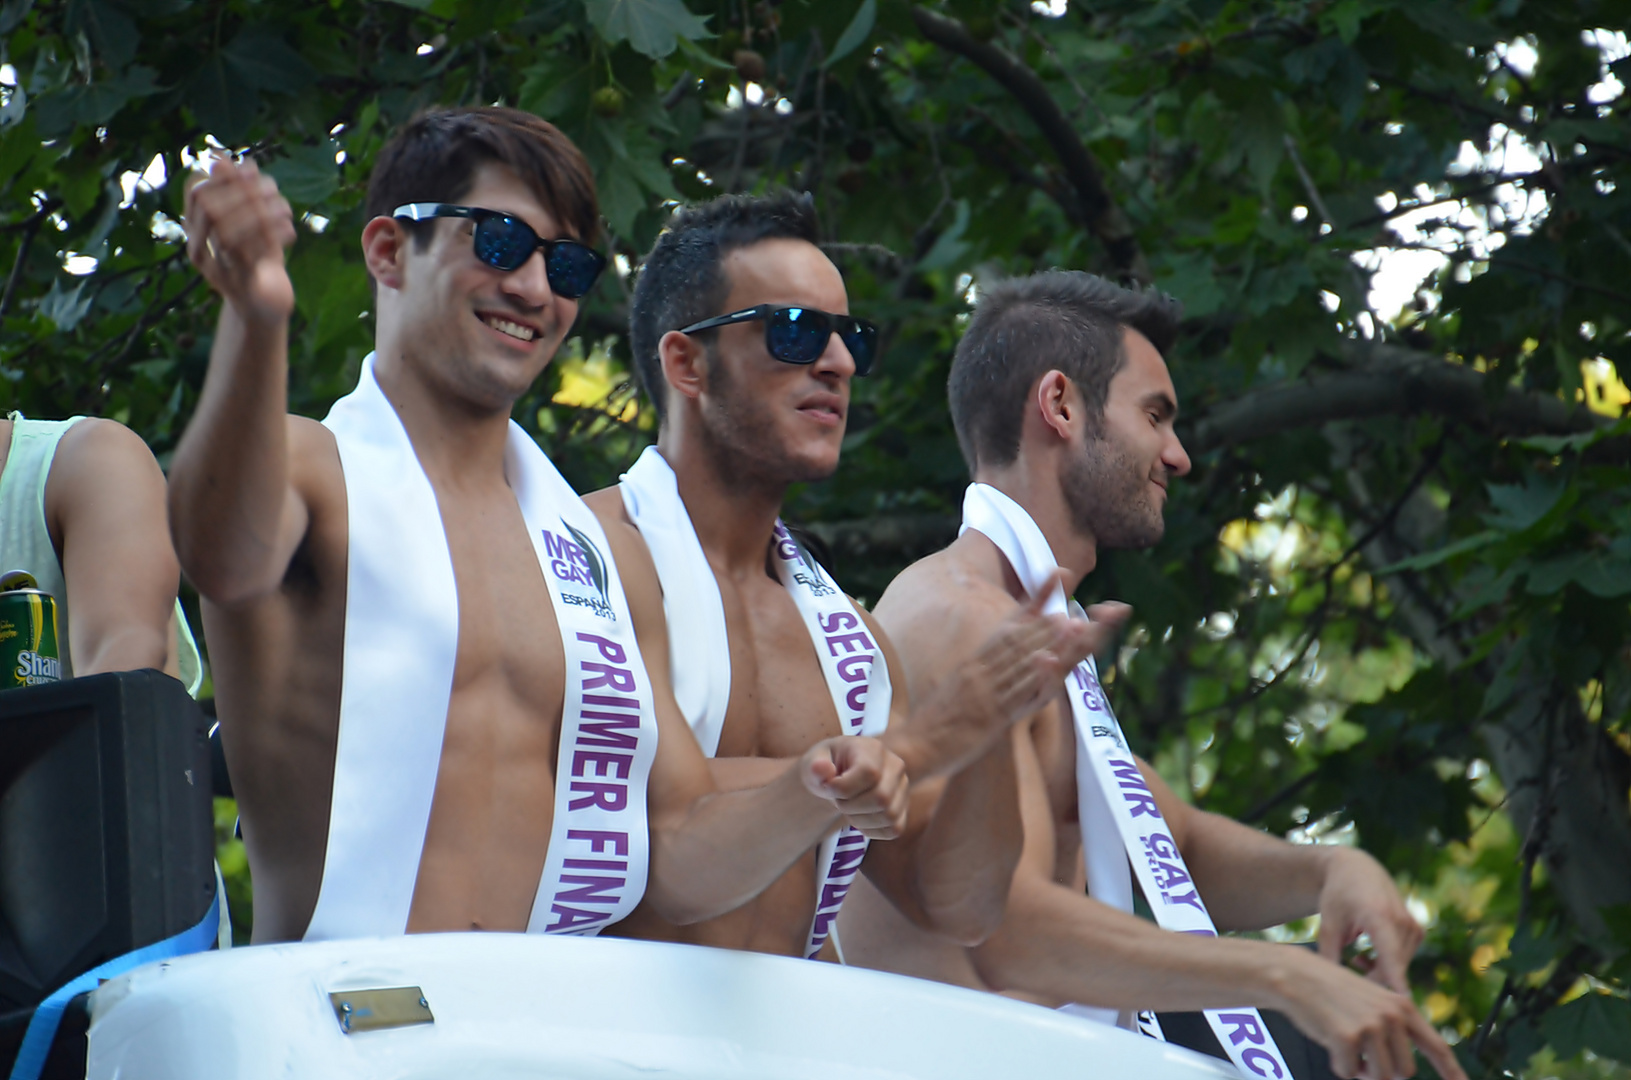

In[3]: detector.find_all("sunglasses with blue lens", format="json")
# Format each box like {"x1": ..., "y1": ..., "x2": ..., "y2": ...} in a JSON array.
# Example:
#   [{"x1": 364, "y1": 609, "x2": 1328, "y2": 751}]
[
  {"x1": 391, "y1": 203, "x2": 607, "y2": 300},
  {"x1": 678, "y1": 304, "x2": 879, "y2": 376}
]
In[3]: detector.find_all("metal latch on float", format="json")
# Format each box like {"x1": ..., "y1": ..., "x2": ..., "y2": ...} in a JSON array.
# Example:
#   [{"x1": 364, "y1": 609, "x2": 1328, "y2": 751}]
[{"x1": 329, "y1": 986, "x2": 434, "y2": 1033}]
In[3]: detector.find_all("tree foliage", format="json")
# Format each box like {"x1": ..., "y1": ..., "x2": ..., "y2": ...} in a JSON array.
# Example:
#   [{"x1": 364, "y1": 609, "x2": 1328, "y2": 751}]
[{"x1": 3, "y1": 0, "x2": 1629, "y2": 1074}]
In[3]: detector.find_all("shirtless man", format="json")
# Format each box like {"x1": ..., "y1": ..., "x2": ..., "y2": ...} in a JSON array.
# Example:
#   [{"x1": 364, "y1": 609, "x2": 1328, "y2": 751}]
[
  {"x1": 586, "y1": 193, "x2": 1120, "y2": 959},
  {"x1": 0, "y1": 413, "x2": 198, "y2": 685},
  {"x1": 836, "y1": 271, "x2": 1467, "y2": 1080},
  {"x1": 170, "y1": 107, "x2": 920, "y2": 944}
]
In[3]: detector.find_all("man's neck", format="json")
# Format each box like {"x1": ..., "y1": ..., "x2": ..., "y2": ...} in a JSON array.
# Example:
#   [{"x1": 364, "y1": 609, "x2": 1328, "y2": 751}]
[
  {"x1": 373, "y1": 349, "x2": 513, "y2": 488},
  {"x1": 972, "y1": 460, "x2": 1098, "y2": 595},
  {"x1": 656, "y1": 430, "x2": 786, "y2": 577}
]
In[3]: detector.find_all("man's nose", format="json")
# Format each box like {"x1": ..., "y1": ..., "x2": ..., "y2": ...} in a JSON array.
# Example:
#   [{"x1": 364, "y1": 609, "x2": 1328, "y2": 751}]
[
  {"x1": 1164, "y1": 431, "x2": 1192, "y2": 477},
  {"x1": 812, "y1": 330, "x2": 857, "y2": 381},
  {"x1": 500, "y1": 249, "x2": 554, "y2": 309}
]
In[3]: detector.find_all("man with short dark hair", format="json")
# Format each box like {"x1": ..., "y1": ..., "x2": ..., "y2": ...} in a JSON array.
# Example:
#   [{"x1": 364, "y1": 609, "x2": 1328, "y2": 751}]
[
  {"x1": 836, "y1": 271, "x2": 1467, "y2": 1080},
  {"x1": 170, "y1": 108, "x2": 919, "y2": 944},
  {"x1": 586, "y1": 194, "x2": 1118, "y2": 959}
]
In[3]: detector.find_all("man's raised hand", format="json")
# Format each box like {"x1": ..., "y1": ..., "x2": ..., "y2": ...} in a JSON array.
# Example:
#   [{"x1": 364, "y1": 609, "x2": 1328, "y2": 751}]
[
  {"x1": 800, "y1": 736, "x2": 910, "y2": 840},
  {"x1": 185, "y1": 157, "x2": 297, "y2": 324},
  {"x1": 968, "y1": 584, "x2": 1130, "y2": 731}
]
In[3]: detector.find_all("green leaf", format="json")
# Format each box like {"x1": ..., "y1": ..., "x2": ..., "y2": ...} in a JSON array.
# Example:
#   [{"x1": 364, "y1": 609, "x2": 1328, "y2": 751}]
[
  {"x1": 1159, "y1": 252, "x2": 1226, "y2": 320},
  {"x1": 223, "y1": 25, "x2": 315, "y2": 96},
  {"x1": 824, "y1": 0, "x2": 877, "y2": 68},
  {"x1": 37, "y1": 277, "x2": 93, "y2": 332},
  {"x1": 1573, "y1": 557, "x2": 1631, "y2": 598},
  {"x1": 186, "y1": 52, "x2": 261, "y2": 144},
  {"x1": 597, "y1": 161, "x2": 647, "y2": 239},
  {"x1": 1483, "y1": 473, "x2": 1566, "y2": 533},
  {"x1": 1502, "y1": 923, "x2": 1556, "y2": 976},
  {"x1": 65, "y1": 0, "x2": 138, "y2": 71},
  {"x1": 918, "y1": 199, "x2": 971, "y2": 272},
  {"x1": 266, "y1": 142, "x2": 340, "y2": 206},
  {"x1": 1541, "y1": 993, "x2": 1631, "y2": 1065},
  {"x1": 1374, "y1": 530, "x2": 1498, "y2": 575},
  {"x1": 0, "y1": 115, "x2": 39, "y2": 184},
  {"x1": 1526, "y1": 552, "x2": 1590, "y2": 595},
  {"x1": 1516, "y1": 415, "x2": 1631, "y2": 455},
  {"x1": 584, "y1": 0, "x2": 712, "y2": 60}
]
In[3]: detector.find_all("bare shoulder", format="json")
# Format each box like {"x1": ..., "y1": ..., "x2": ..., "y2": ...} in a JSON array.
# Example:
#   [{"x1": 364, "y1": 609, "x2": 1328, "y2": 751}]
[
  {"x1": 47, "y1": 418, "x2": 165, "y2": 512},
  {"x1": 874, "y1": 545, "x2": 1022, "y2": 666},
  {"x1": 583, "y1": 484, "x2": 653, "y2": 582},
  {"x1": 583, "y1": 483, "x2": 666, "y2": 625},
  {"x1": 852, "y1": 602, "x2": 910, "y2": 713},
  {"x1": 282, "y1": 414, "x2": 345, "y2": 555},
  {"x1": 54, "y1": 416, "x2": 161, "y2": 474},
  {"x1": 583, "y1": 485, "x2": 636, "y2": 532},
  {"x1": 286, "y1": 415, "x2": 341, "y2": 499}
]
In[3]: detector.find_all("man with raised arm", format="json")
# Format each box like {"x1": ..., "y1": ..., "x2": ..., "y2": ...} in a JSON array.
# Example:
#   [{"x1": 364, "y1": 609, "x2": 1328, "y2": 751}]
[
  {"x1": 170, "y1": 107, "x2": 926, "y2": 945},
  {"x1": 585, "y1": 193, "x2": 1120, "y2": 960},
  {"x1": 0, "y1": 412, "x2": 201, "y2": 688},
  {"x1": 834, "y1": 272, "x2": 1467, "y2": 1080}
]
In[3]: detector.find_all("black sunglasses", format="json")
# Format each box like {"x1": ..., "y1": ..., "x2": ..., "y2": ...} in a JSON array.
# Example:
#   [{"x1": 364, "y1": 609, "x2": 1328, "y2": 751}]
[
  {"x1": 391, "y1": 203, "x2": 607, "y2": 300},
  {"x1": 678, "y1": 304, "x2": 879, "y2": 376}
]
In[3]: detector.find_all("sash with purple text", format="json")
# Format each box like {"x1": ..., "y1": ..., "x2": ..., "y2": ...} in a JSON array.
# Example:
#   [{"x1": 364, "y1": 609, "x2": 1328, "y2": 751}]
[
  {"x1": 309, "y1": 354, "x2": 656, "y2": 941},
  {"x1": 962, "y1": 483, "x2": 1293, "y2": 1080},
  {"x1": 770, "y1": 523, "x2": 893, "y2": 959},
  {"x1": 621, "y1": 448, "x2": 891, "y2": 959}
]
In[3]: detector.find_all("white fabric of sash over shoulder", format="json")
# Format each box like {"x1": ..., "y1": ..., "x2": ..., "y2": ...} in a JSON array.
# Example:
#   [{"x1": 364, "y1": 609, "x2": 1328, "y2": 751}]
[
  {"x1": 308, "y1": 354, "x2": 658, "y2": 942},
  {"x1": 307, "y1": 355, "x2": 460, "y2": 941},
  {"x1": 620, "y1": 448, "x2": 891, "y2": 958},
  {"x1": 620, "y1": 447, "x2": 732, "y2": 755},
  {"x1": 962, "y1": 483, "x2": 1293, "y2": 1080}
]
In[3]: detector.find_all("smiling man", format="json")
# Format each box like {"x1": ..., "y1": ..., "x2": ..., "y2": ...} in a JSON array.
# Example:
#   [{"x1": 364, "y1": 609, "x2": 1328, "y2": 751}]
[
  {"x1": 834, "y1": 271, "x2": 1467, "y2": 1080},
  {"x1": 585, "y1": 194, "x2": 1119, "y2": 961},
  {"x1": 170, "y1": 108, "x2": 918, "y2": 944}
]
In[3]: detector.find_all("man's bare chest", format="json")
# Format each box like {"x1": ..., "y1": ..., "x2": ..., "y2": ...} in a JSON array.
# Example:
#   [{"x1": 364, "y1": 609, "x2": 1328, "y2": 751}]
[
  {"x1": 712, "y1": 571, "x2": 842, "y2": 760},
  {"x1": 438, "y1": 491, "x2": 566, "y2": 718}
]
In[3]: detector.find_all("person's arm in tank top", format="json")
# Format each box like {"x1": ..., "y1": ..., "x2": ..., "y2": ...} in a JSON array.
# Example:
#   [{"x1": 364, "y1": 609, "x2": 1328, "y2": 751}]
[
  {"x1": 169, "y1": 158, "x2": 305, "y2": 602},
  {"x1": 45, "y1": 419, "x2": 177, "y2": 674}
]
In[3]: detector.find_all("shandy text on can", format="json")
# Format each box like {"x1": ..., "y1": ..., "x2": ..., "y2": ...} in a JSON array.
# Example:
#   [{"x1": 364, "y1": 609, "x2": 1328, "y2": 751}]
[{"x1": 0, "y1": 569, "x2": 63, "y2": 689}]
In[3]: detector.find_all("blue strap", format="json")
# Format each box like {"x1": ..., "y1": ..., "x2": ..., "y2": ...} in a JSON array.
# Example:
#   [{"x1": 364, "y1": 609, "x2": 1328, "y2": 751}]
[{"x1": 8, "y1": 896, "x2": 219, "y2": 1080}]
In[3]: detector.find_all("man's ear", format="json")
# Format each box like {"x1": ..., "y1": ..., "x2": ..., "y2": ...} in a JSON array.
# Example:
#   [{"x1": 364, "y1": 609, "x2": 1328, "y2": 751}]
[
  {"x1": 658, "y1": 329, "x2": 709, "y2": 406},
  {"x1": 361, "y1": 216, "x2": 410, "y2": 292},
  {"x1": 1034, "y1": 369, "x2": 1077, "y2": 443}
]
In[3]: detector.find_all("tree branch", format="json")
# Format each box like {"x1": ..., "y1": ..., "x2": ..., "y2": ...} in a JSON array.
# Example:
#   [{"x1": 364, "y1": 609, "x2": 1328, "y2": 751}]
[
  {"x1": 1185, "y1": 342, "x2": 1608, "y2": 453},
  {"x1": 0, "y1": 199, "x2": 61, "y2": 323},
  {"x1": 910, "y1": 6, "x2": 1149, "y2": 283}
]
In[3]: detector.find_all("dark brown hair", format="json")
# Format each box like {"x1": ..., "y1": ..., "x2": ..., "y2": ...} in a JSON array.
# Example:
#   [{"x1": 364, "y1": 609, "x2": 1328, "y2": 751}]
[
  {"x1": 948, "y1": 270, "x2": 1181, "y2": 472},
  {"x1": 629, "y1": 191, "x2": 820, "y2": 423},
  {"x1": 363, "y1": 106, "x2": 599, "y2": 256}
]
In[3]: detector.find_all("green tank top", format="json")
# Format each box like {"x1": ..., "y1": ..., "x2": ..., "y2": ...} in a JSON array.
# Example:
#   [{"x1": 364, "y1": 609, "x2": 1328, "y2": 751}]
[{"x1": 1, "y1": 413, "x2": 203, "y2": 694}]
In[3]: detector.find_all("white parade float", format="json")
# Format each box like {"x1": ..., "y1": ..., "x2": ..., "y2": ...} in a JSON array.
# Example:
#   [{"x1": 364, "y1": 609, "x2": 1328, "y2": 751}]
[{"x1": 85, "y1": 933, "x2": 1239, "y2": 1080}]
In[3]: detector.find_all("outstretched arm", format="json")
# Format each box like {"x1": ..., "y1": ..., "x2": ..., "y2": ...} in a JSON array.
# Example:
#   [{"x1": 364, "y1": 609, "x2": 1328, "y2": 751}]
[
  {"x1": 969, "y1": 722, "x2": 1463, "y2": 1080},
  {"x1": 46, "y1": 419, "x2": 178, "y2": 674},
  {"x1": 169, "y1": 158, "x2": 306, "y2": 603},
  {"x1": 1143, "y1": 759, "x2": 1424, "y2": 993}
]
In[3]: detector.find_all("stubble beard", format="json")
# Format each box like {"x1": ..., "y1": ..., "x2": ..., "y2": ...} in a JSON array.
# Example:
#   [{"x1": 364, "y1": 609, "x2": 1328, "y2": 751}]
[
  {"x1": 1060, "y1": 429, "x2": 1165, "y2": 551},
  {"x1": 698, "y1": 352, "x2": 837, "y2": 496}
]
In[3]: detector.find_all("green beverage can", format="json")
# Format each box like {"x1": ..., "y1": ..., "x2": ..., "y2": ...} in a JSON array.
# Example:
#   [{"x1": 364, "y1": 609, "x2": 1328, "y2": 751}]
[{"x1": 0, "y1": 569, "x2": 63, "y2": 689}]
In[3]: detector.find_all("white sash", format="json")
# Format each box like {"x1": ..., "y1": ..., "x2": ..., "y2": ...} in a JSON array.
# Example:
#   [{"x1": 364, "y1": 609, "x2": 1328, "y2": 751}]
[
  {"x1": 306, "y1": 354, "x2": 657, "y2": 941},
  {"x1": 962, "y1": 483, "x2": 1293, "y2": 1080},
  {"x1": 621, "y1": 446, "x2": 892, "y2": 958}
]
